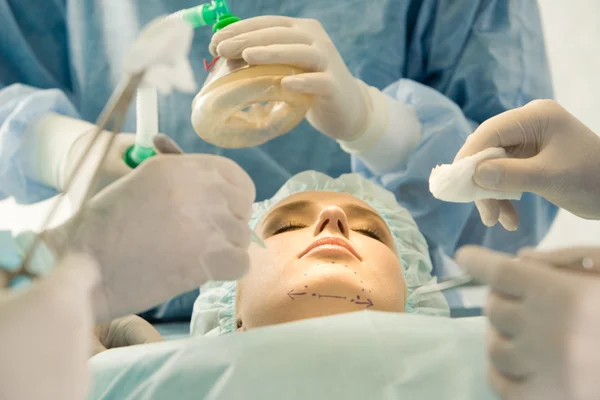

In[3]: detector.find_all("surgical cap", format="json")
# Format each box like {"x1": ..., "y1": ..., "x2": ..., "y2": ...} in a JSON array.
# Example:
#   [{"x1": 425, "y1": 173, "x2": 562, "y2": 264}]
[{"x1": 191, "y1": 171, "x2": 449, "y2": 336}]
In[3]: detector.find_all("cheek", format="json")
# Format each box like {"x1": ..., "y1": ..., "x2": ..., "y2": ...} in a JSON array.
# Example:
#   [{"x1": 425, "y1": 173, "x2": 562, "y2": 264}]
[
  {"x1": 357, "y1": 242, "x2": 406, "y2": 311},
  {"x1": 243, "y1": 236, "x2": 299, "y2": 296}
]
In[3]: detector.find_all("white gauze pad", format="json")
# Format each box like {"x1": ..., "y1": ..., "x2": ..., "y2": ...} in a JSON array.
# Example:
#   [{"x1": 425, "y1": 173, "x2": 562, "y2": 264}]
[{"x1": 429, "y1": 147, "x2": 522, "y2": 203}]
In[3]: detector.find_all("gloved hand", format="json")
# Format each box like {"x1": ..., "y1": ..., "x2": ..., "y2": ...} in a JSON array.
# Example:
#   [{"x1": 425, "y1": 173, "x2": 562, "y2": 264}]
[
  {"x1": 454, "y1": 99, "x2": 600, "y2": 229},
  {"x1": 43, "y1": 139, "x2": 255, "y2": 322},
  {"x1": 92, "y1": 314, "x2": 163, "y2": 356},
  {"x1": 65, "y1": 131, "x2": 180, "y2": 210},
  {"x1": 456, "y1": 245, "x2": 600, "y2": 400},
  {"x1": 209, "y1": 16, "x2": 376, "y2": 142},
  {"x1": 0, "y1": 254, "x2": 98, "y2": 400},
  {"x1": 64, "y1": 130, "x2": 135, "y2": 210}
]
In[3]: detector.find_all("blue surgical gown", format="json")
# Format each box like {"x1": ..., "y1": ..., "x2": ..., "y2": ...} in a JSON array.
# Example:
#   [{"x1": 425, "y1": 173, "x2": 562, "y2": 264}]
[{"x1": 0, "y1": 0, "x2": 557, "y2": 318}]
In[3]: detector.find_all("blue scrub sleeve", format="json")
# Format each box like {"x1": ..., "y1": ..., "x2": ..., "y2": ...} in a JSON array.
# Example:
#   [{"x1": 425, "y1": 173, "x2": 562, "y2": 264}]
[
  {"x1": 0, "y1": 1, "x2": 79, "y2": 203},
  {"x1": 352, "y1": 80, "x2": 557, "y2": 276},
  {"x1": 354, "y1": 0, "x2": 556, "y2": 274},
  {"x1": 406, "y1": 0, "x2": 554, "y2": 123}
]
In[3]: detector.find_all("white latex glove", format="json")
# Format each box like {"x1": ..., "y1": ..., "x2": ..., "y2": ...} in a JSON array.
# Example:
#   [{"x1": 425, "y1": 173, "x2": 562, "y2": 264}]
[
  {"x1": 456, "y1": 245, "x2": 600, "y2": 400},
  {"x1": 454, "y1": 99, "x2": 600, "y2": 229},
  {"x1": 209, "y1": 16, "x2": 376, "y2": 142},
  {"x1": 125, "y1": 16, "x2": 196, "y2": 94},
  {"x1": 64, "y1": 130, "x2": 135, "y2": 210},
  {"x1": 43, "y1": 138, "x2": 255, "y2": 322},
  {"x1": 64, "y1": 131, "x2": 181, "y2": 210},
  {"x1": 92, "y1": 314, "x2": 163, "y2": 356},
  {"x1": 0, "y1": 254, "x2": 98, "y2": 400}
]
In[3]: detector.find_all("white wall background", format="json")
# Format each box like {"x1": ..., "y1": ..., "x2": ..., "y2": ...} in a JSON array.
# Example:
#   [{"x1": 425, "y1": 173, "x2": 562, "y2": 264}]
[
  {"x1": 1, "y1": 0, "x2": 599, "y2": 248},
  {"x1": 537, "y1": 0, "x2": 600, "y2": 248}
]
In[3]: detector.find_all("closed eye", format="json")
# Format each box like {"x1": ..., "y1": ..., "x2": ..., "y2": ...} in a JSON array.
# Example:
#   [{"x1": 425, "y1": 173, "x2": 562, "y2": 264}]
[
  {"x1": 353, "y1": 227, "x2": 384, "y2": 242},
  {"x1": 271, "y1": 221, "x2": 309, "y2": 235}
]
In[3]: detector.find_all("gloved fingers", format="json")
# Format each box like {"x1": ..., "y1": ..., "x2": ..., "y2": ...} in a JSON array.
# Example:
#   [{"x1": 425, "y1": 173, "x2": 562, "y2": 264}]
[
  {"x1": 475, "y1": 199, "x2": 500, "y2": 227},
  {"x1": 485, "y1": 291, "x2": 525, "y2": 338},
  {"x1": 281, "y1": 72, "x2": 337, "y2": 95},
  {"x1": 41, "y1": 253, "x2": 100, "y2": 300},
  {"x1": 487, "y1": 327, "x2": 533, "y2": 378},
  {"x1": 210, "y1": 210, "x2": 253, "y2": 249},
  {"x1": 455, "y1": 246, "x2": 531, "y2": 298},
  {"x1": 474, "y1": 158, "x2": 543, "y2": 193},
  {"x1": 210, "y1": 15, "x2": 296, "y2": 54},
  {"x1": 108, "y1": 315, "x2": 163, "y2": 348},
  {"x1": 497, "y1": 200, "x2": 519, "y2": 231},
  {"x1": 154, "y1": 134, "x2": 184, "y2": 154},
  {"x1": 454, "y1": 104, "x2": 545, "y2": 161},
  {"x1": 205, "y1": 156, "x2": 256, "y2": 203},
  {"x1": 166, "y1": 155, "x2": 255, "y2": 215},
  {"x1": 518, "y1": 247, "x2": 600, "y2": 273},
  {"x1": 0, "y1": 253, "x2": 98, "y2": 323},
  {"x1": 242, "y1": 44, "x2": 328, "y2": 73},
  {"x1": 211, "y1": 179, "x2": 256, "y2": 222},
  {"x1": 216, "y1": 27, "x2": 313, "y2": 59},
  {"x1": 203, "y1": 246, "x2": 251, "y2": 281}
]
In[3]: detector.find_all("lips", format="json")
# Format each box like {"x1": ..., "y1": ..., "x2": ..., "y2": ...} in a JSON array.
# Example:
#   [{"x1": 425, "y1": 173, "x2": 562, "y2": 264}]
[{"x1": 299, "y1": 236, "x2": 361, "y2": 261}]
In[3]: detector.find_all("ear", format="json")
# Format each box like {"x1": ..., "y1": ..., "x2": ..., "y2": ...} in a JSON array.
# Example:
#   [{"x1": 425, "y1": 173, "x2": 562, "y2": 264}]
[{"x1": 236, "y1": 322, "x2": 245, "y2": 332}]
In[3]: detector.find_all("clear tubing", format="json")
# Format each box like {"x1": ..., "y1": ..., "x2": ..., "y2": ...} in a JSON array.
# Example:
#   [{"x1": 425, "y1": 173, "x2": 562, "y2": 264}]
[
  {"x1": 167, "y1": 1, "x2": 234, "y2": 29},
  {"x1": 135, "y1": 86, "x2": 159, "y2": 148},
  {"x1": 168, "y1": 5, "x2": 210, "y2": 28}
]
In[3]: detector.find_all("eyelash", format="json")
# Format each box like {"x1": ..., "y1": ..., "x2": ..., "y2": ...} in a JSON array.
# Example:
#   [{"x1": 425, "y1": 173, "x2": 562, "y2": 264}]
[
  {"x1": 353, "y1": 227, "x2": 384, "y2": 242},
  {"x1": 271, "y1": 221, "x2": 309, "y2": 235},
  {"x1": 271, "y1": 221, "x2": 384, "y2": 242}
]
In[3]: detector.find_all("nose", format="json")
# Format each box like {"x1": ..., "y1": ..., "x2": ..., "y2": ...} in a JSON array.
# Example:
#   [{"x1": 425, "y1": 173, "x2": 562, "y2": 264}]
[{"x1": 314, "y1": 206, "x2": 350, "y2": 238}]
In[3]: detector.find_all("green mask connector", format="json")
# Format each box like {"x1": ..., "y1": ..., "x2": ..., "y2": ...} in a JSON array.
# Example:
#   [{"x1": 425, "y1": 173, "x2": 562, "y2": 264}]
[
  {"x1": 124, "y1": 145, "x2": 157, "y2": 168},
  {"x1": 179, "y1": 0, "x2": 241, "y2": 32}
]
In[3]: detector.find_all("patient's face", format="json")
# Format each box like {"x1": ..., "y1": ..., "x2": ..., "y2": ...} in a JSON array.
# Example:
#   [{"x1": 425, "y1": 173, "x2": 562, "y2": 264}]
[{"x1": 237, "y1": 191, "x2": 406, "y2": 330}]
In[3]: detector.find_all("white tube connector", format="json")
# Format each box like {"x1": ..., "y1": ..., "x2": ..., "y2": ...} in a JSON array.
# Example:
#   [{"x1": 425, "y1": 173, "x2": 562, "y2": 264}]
[{"x1": 136, "y1": 87, "x2": 159, "y2": 148}]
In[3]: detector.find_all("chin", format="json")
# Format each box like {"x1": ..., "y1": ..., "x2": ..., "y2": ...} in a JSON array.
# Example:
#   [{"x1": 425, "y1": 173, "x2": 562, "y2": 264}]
[{"x1": 288, "y1": 262, "x2": 368, "y2": 302}]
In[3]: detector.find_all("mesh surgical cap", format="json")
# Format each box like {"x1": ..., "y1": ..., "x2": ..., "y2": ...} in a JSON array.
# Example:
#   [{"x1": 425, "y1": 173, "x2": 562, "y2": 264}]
[{"x1": 191, "y1": 171, "x2": 449, "y2": 336}]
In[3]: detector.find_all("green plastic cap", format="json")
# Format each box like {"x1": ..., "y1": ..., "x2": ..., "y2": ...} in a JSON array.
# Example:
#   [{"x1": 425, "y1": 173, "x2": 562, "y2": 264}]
[
  {"x1": 213, "y1": 14, "x2": 241, "y2": 32},
  {"x1": 180, "y1": 1, "x2": 241, "y2": 31},
  {"x1": 124, "y1": 145, "x2": 157, "y2": 168}
]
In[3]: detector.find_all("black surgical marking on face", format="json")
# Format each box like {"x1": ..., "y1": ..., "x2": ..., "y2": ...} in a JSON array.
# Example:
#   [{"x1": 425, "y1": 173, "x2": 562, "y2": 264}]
[
  {"x1": 287, "y1": 288, "x2": 374, "y2": 308},
  {"x1": 287, "y1": 289, "x2": 307, "y2": 299},
  {"x1": 355, "y1": 298, "x2": 374, "y2": 307},
  {"x1": 319, "y1": 294, "x2": 346, "y2": 299}
]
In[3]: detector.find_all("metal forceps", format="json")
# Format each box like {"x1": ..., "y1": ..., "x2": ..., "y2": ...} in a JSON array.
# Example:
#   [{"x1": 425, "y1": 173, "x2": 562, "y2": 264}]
[
  {"x1": 412, "y1": 274, "x2": 475, "y2": 296},
  {"x1": 7, "y1": 73, "x2": 145, "y2": 284}
]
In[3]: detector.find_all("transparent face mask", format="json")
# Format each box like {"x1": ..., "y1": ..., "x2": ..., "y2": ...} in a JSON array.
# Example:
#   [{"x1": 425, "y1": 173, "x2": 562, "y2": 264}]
[{"x1": 191, "y1": 58, "x2": 313, "y2": 148}]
